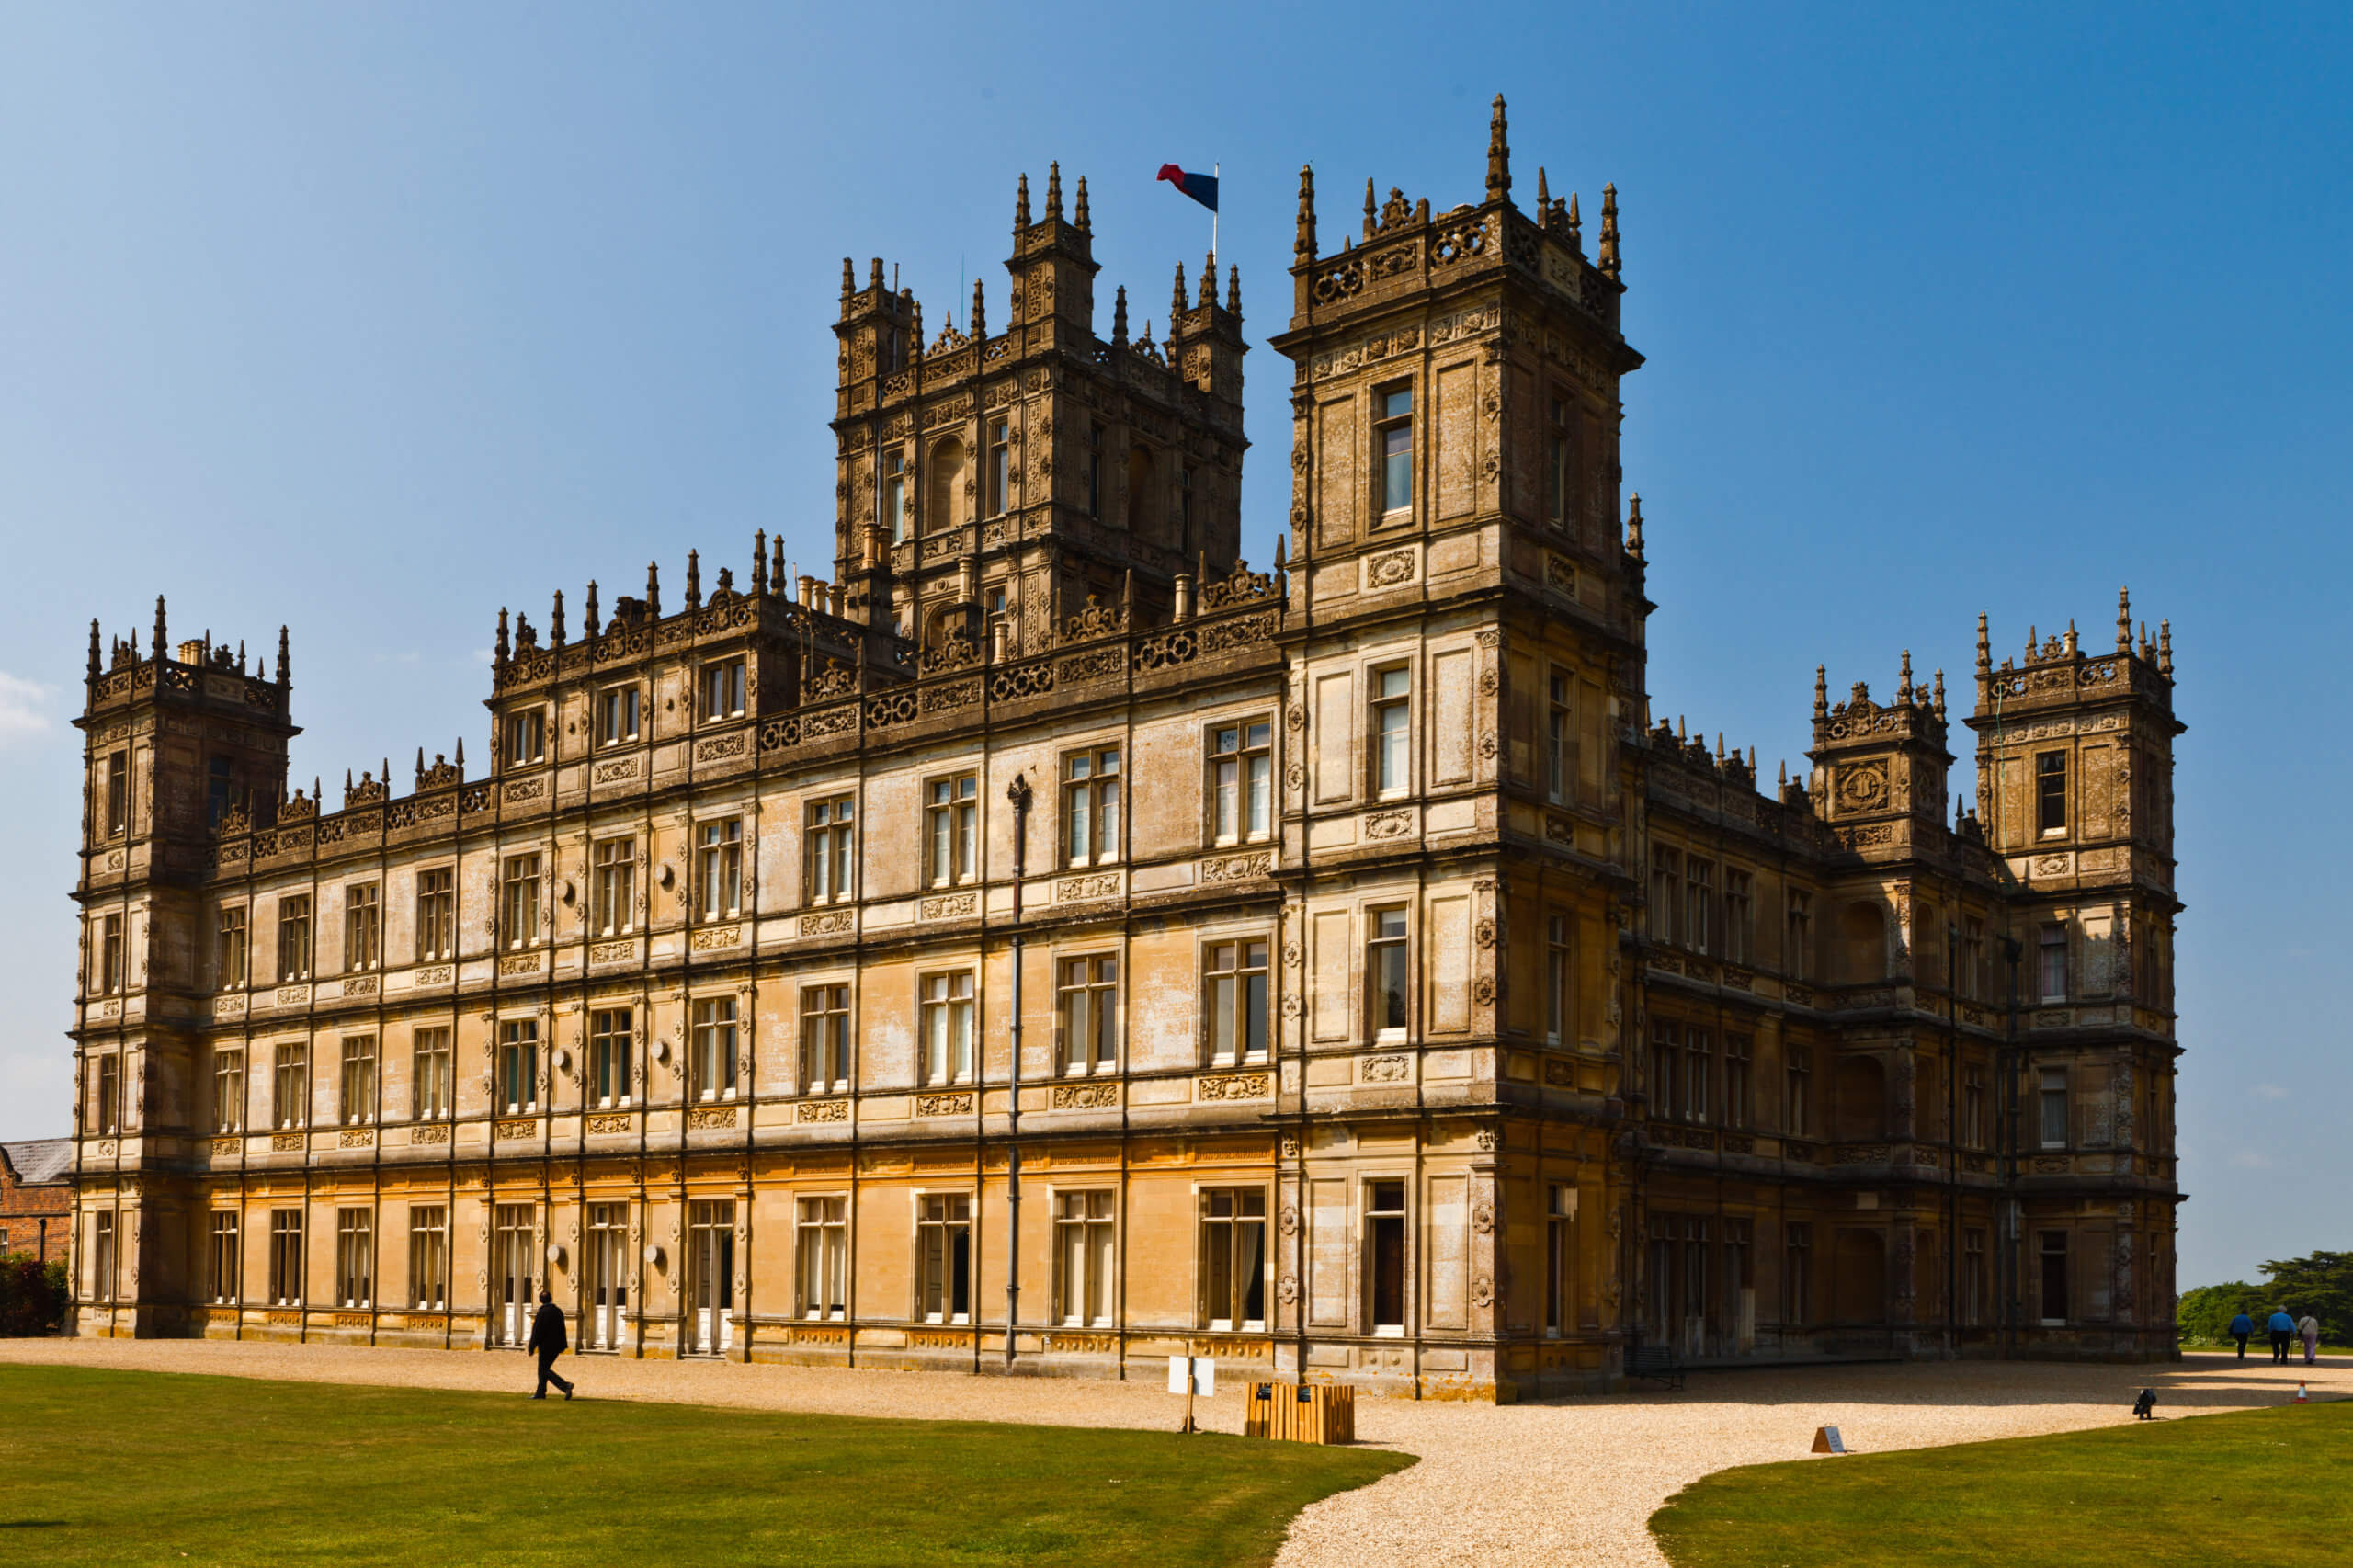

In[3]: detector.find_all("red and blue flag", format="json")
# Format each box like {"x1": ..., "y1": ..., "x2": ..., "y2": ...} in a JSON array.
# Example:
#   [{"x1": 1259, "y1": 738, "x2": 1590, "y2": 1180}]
[{"x1": 1156, "y1": 164, "x2": 1219, "y2": 213}]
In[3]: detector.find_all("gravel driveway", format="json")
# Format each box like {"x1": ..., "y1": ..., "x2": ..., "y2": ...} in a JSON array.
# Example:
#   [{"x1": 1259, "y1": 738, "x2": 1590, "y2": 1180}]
[{"x1": 5, "y1": 1338, "x2": 2342, "y2": 1567}]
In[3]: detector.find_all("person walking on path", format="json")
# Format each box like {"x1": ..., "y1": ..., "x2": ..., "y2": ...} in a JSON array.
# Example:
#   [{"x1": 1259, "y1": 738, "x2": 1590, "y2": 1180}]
[
  {"x1": 2230, "y1": 1311, "x2": 2255, "y2": 1358},
  {"x1": 2268, "y1": 1309, "x2": 2296, "y2": 1365},
  {"x1": 527, "y1": 1290, "x2": 574, "y2": 1401},
  {"x1": 2299, "y1": 1312, "x2": 2322, "y2": 1366}
]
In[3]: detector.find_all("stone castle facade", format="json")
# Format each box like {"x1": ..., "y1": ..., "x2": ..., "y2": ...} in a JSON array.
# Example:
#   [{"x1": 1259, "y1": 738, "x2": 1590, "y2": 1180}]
[{"x1": 65, "y1": 103, "x2": 2182, "y2": 1395}]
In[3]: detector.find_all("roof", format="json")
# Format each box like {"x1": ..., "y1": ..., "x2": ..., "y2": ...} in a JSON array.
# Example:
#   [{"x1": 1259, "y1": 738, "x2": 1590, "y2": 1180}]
[{"x1": 0, "y1": 1140, "x2": 74, "y2": 1186}]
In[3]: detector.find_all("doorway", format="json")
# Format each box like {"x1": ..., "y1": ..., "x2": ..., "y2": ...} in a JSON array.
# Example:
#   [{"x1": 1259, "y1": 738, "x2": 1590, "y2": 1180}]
[
  {"x1": 686, "y1": 1200, "x2": 734, "y2": 1356},
  {"x1": 586, "y1": 1204, "x2": 629, "y2": 1351},
  {"x1": 492, "y1": 1204, "x2": 535, "y2": 1346}
]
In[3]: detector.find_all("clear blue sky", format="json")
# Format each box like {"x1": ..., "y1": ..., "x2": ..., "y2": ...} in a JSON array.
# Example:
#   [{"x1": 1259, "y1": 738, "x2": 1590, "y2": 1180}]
[{"x1": 2, "y1": 3, "x2": 2344, "y2": 1290}]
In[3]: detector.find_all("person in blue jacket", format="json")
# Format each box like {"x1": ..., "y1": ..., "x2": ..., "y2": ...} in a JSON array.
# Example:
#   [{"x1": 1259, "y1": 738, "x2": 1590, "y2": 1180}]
[
  {"x1": 2268, "y1": 1308, "x2": 2297, "y2": 1364},
  {"x1": 2229, "y1": 1310, "x2": 2255, "y2": 1358}
]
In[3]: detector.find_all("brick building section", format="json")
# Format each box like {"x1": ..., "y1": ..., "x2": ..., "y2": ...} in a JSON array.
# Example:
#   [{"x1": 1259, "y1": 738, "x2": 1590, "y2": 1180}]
[{"x1": 2, "y1": 1141, "x2": 74, "y2": 1265}]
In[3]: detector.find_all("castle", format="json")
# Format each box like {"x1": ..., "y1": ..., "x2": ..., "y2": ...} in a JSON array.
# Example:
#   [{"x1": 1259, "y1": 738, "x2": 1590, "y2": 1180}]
[{"x1": 64, "y1": 101, "x2": 2182, "y2": 1395}]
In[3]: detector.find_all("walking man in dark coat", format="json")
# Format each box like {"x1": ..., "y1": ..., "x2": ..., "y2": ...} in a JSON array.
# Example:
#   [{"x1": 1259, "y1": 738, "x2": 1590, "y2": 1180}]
[{"x1": 526, "y1": 1289, "x2": 574, "y2": 1401}]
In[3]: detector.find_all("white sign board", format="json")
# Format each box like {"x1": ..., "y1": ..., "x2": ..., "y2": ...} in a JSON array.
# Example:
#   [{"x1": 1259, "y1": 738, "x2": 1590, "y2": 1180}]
[{"x1": 1167, "y1": 1355, "x2": 1215, "y2": 1397}]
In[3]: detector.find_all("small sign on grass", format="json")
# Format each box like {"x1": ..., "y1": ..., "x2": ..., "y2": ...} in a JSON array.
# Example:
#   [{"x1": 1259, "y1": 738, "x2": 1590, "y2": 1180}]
[{"x1": 1812, "y1": 1426, "x2": 1847, "y2": 1454}]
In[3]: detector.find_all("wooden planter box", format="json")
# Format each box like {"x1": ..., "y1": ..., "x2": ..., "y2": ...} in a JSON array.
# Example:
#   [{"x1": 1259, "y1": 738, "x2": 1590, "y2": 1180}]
[{"x1": 1244, "y1": 1381, "x2": 1356, "y2": 1444}]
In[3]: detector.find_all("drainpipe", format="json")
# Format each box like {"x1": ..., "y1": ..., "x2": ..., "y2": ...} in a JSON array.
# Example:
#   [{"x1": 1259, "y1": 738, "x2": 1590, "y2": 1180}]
[{"x1": 1005, "y1": 772, "x2": 1031, "y2": 1368}]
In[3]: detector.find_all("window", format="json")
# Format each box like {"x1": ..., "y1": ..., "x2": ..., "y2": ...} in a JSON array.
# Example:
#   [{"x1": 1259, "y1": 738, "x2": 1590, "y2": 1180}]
[
  {"x1": 805, "y1": 797, "x2": 855, "y2": 903},
  {"x1": 1547, "y1": 672, "x2": 1572, "y2": 802},
  {"x1": 1203, "y1": 939, "x2": 1269, "y2": 1065},
  {"x1": 2036, "y1": 752, "x2": 2067, "y2": 836},
  {"x1": 921, "y1": 971, "x2": 975, "y2": 1085},
  {"x1": 1053, "y1": 1190, "x2": 1116, "y2": 1326},
  {"x1": 1367, "y1": 1180, "x2": 1408, "y2": 1333},
  {"x1": 208, "y1": 756, "x2": 234, "y2": 827},
  {"x1": 698, "y1": 820, "x2": 743, "y2": 920},
  {"x1": 338, "y1": 1037, "x2": 376, "y2": 1125},
  {"x1": 1545, "y1": 915, "x2": 1570, "y2": 1044},
  {"x1": 1198, "y1": 1187, "x2": 1267, "y2": 1330},
  {"x1": 1177, "y1": 466, "x2": 1194, "y2": 556},
  {"x1": 216, "y1": 907, "x2": 249, "y2": 989},
  {"x1": 335, "y1": 1210, "x2": 372, "y2": 1308},
  {"x1": 498, "y1": 1020, "x2": 539, "y2": 1114},
  {"x1": 1547, "y1": 395, "x2": 1574, "y2": 528},
  {"x1": 98, "y1": 914, "x2": 123, "y2": 994},
  {"x1": 1061, "y1": 748, "x2": 1121, "y2": 867},
  {"x1": 1651, "y1": 848, "x2": 1680, "y2": 945},
  {"x1": 504, "y1": 708, "x2": 546, "y2": 767},
  {"x1": 592, "y1": 838, "x2": 635, "y2": 937},
  {"x1": 597, "y1": 685, "x2": 640, "y2": 746},
  {"x1": 1368, "y1": 907, "x2": 1410, "y2": 1035},
  {"x1": 2039, "y1": 1067, "x2": 2069, "y2": 1149},
  {"x1": 690, "y1": 998, "x2": 737, "y2": 1101},
  {"x1": 1961, "y1": 915, "x2": 1985, "y2": 1001},
  {"x1": 92, "y1": 1211, "x2": 117, "y2": 1302},
  {"x1": 105, "y1": 752, "x2": 129, "y2": 836},
  {"x1": 1785, "y1": 890, "x2": 1812, "y2": 979},
  {"x1": 413, "y1": 1028, "x2": 452, "y2": 1119},
  {"x1": 1784, "y1": 1222, "x2": 1812, "y2": 1324},
  {"x1": 1685, "y1": 859, "x2": 1714, "y2": 953},
  {"x1": 278, "y1": 895, "x2": 313, "y2": 982},
  {"x1": 1784, "y1": 1044, "x2": 1811, "y2": 1138},
  {"x1": 1724, "y1": 871, "x2": 1753, "y2": 965},
  {"x1": 1085, "y1": 424, "x2": 1104, "y2": 517},
  {"x1": 415, "y1": 869, "x2": 454, "y2": 962},
  {"x1": 344, "y1": 883, "x2": 380, "y2": 972},
  {"x1": 1124, "y1": 443, "x2": 1154, "y2": 532},
  {"x1": 268, "y1": 1210, "x2": 302, "y2": 1306},
  {"x1": 1683, "y1": 1028, "x2": 1712, "y2": 1124},
  {"x1": 274, "y1": 1045, "x2": 308, "y2": 1130},
  {"x1": 589, "y1": 1009, "x2": 631, "y2": 1107},
  {"x1": 926, "y1": 776, "x2": 978, "y2": 886},
  {"x1": 1375, "y1": 385, "x2": 1413, "y2": 519},
  {"x1": 96, "y1": 1055, "x2": 121, "y2": 1135},
  {"x1": 1723, "y1": 1034, "x2": 1753, "y2": 1130},
  {"x1": 2038, "y1": 923, "x2": 2068, "y2": 1002},
  {"x1": 208, "y1": 1212, "x2": 240, "y2": 1303},
  {"x1": 916, "y1": 1193, "x2": 972, "y2": 1323},
  {"x1": 409, "y1": 1206, "x2": 448, "y2": 1309},
  {"x1": 1963, "y1": 1229, "x2": 1986, "y2": 1326},
  {"x1": 1962, "y1": 1064, "x2": 1985, "y2": 1147},
  {"x1": 796, "y1": 1197, "x2": 847, "y2": 1320},
  {"x1": 1649, "y1": 1020, "x2": 1677, "y2": 1122},
  {"x1": 987, "y1": 419, "x2": 1011, "y2": 516},
  {"x1": 1544, "y1": 1183, "x2": 1575, "y2": 1335},
  {"x1": 1057, "y1": 955, "x2": 1120, "y2": 1074},
  {"x1": 700, "y1": 658, "x2": 746, "y2": 722},
  {"x1": 801, "y1": 984, "x2": 850, "y2": 1094},
  {"x1": 1371, "y1": 667, "x2": 1411, "y2": 795},
  {"x1": 2039, "y1": 1231, "x2": 2070, "y2": 1323},
  {"x1": 1209, "y1": 722, "x2": 1273, "y2": 843},
  {"x1": 883, "y1": 450, "x2": 908, "y2": 542},
  {"x1": 501, "y1": 856, "x2": 540, "y2": 950},
  {"x1": 212, "y1": 1049, "x2": 244, "y2": 1133}
]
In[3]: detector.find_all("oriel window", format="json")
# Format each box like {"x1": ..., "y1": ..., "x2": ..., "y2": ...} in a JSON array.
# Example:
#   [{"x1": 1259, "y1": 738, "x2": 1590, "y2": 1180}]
[
  {"x1": 1209, "y1": 721, "x2": 1272, "y2": 843},
  {"x1": 1375, "y1": 385, "x2": 1414, "y2": 519},
  {"x1": 1062, "y1": 748, "x2": 1120, "y2": 867}
]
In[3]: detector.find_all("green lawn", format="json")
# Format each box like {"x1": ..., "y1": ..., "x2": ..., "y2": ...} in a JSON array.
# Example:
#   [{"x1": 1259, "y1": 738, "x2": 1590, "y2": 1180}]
[
  {"x1": 0, "y1": 1365, "x2": 1409, "y2": 1567},
  {"x1": 1651, "y1": 1400, "x2": 2353, "y2": 1567}
]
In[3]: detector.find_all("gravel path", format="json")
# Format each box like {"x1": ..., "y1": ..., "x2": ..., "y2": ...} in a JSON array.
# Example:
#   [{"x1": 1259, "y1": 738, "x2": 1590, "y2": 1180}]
[{"x1": 5, "y1": 1338, "x2": 2343, "y2": 1566}]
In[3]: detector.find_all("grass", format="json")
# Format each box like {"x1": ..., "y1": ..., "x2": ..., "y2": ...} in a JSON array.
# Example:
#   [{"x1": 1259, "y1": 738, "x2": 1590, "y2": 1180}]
[
  {"x1": 1650, "y1": 1399, "x2": 2353, "y2": 1567},
  {"x1": 0, "y1": 1364, "x2": 1410, "y2": 1567}
]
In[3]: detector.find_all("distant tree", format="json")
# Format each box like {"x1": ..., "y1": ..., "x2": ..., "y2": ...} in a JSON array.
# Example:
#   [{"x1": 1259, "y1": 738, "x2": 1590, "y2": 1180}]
[{"x1": 2177, "y1": 1252, "x2": 2353, "y2": 1346}]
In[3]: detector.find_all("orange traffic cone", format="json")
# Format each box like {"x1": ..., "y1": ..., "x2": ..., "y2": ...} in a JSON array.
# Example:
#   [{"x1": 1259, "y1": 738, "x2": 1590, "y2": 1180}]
[{"x1": 2294, "y1": 1382, "x2": 2309, "y2": 1403}]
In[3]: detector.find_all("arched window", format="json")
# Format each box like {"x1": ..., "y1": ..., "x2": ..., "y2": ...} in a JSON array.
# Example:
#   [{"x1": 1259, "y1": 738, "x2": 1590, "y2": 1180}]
[{"x1": 926, "y1": 437, "x2": 968, "y2": 537}]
